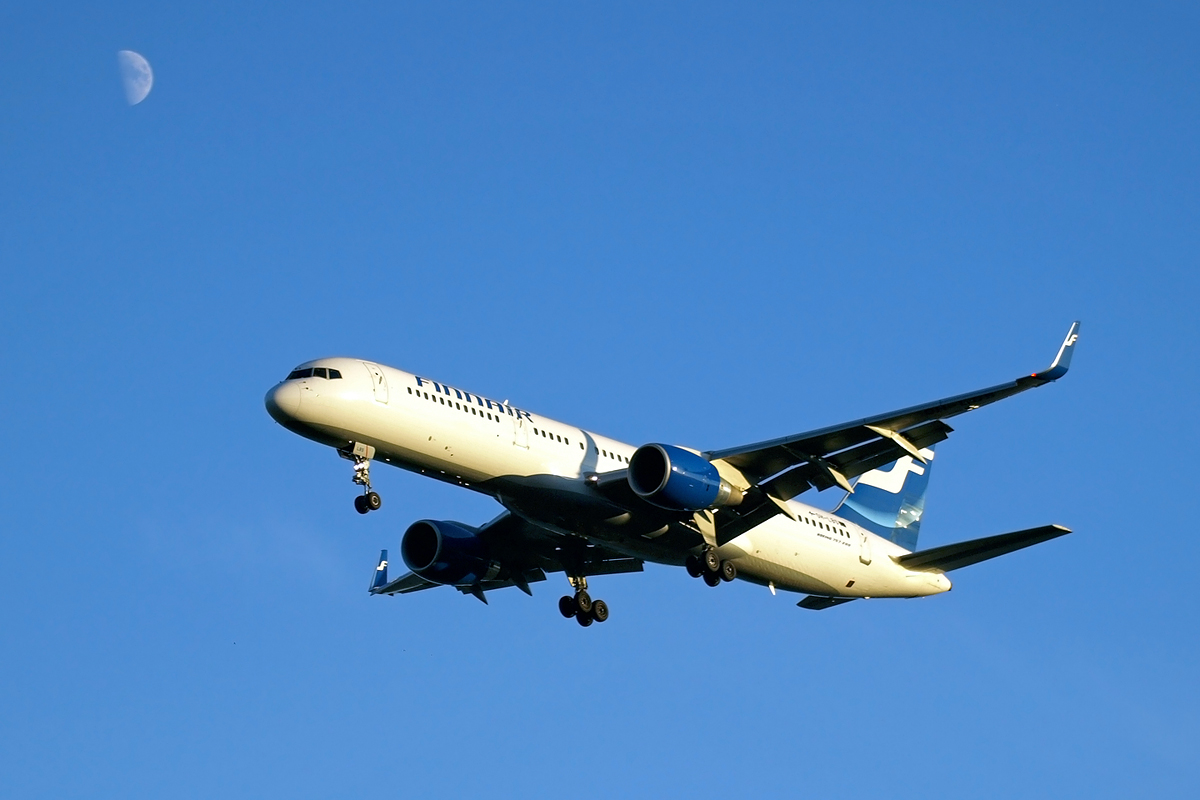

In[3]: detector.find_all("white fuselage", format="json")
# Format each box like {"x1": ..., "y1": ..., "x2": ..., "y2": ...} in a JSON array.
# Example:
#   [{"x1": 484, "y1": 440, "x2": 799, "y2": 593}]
[{"x1": 266, "y1": 358, "x2": 951, "y2": 599}]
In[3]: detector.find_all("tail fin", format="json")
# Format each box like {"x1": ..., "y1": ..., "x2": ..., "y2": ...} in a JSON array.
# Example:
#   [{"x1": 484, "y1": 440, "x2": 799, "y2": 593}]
[
  {"x1": 369, "y1": 550, "x2": 389, "y2": 592},
  {"x1": 833, "y1": 447, "x2": 935, "y2": 551}
]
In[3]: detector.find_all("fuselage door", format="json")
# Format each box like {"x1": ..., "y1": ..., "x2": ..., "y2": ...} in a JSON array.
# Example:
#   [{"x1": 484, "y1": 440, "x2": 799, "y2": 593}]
[
  {"x1": 859, "y1": 530, "x2": 873, "y2": 566},
  {"x1": 512, "y1": 411, "x2": 530, "y2": 449},
  {"x1": 363, "y1": 362, "x2": 389, "y2": 404}
]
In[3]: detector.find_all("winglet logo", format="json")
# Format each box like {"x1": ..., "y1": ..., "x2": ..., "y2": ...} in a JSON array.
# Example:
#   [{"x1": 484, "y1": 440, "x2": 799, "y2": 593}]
[
  {"x1": 377, "y1": 560, "x2": 387, "y2": 571},
  {"x1": 856, "y1": 449, "x2": 934, "y2": 494},
  {"x1": 1065, "y1": 334, "x2": 1078, "y2": 347}
]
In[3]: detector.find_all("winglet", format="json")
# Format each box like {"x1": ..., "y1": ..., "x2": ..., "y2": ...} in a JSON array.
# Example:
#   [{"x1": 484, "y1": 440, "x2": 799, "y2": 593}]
[
  {"x1": 369, "y1": 550, "x2": 388, "y2": 593},
  {"x1": 1031, "y1": 321, "x2": 1080, "y2": 383}
]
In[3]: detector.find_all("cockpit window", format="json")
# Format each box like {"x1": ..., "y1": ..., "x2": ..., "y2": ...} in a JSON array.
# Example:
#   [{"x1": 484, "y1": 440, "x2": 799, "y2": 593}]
[{"x1": 286, "y1": 366, "x2": 342, "y2": 380}]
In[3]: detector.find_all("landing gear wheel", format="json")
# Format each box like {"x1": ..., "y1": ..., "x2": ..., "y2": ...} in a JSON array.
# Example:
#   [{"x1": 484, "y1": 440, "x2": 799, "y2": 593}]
[
  {"x1": 354, "y1": 495, "x2": 369, "y2": 515},
  {"x1": 576, "y1": 613, "x2": 594, "y2": 627},
  {"x1": 703, "y1": 548, "x2": 721, "y2": 573},
  {"x1": 574, "y1": 590, "x2": 593, "y2": 615},
  {"x1": 685, "y1": 555, "x2": 703, "y2": 578},
  {"x1": 720, "y1": 560, "x2": 737, "y2": 582},
  {"x1": 558, "y1": 595, "x2": 577, "y2": 618},
  {"x1": 365, "y1": 491, "x2": 382, "y2": 511},
  {"x1": 590, "y1": 599, "x2": 609, "y2": 623},
  {"x1": 703, "y1": 570, "x2": 722, "y2": 587}
]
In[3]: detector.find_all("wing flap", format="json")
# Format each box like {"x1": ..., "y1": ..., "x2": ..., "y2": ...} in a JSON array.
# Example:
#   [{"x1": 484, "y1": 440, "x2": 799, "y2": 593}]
[{"x1": 895, "y1": 524, "x2": 1072, "y2": 572}]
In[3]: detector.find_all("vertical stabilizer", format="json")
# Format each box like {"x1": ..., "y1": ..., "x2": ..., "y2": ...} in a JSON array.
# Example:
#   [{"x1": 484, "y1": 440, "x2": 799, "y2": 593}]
[{"x1": 832, "y1": 447, "x2": 935, "y2": 551}]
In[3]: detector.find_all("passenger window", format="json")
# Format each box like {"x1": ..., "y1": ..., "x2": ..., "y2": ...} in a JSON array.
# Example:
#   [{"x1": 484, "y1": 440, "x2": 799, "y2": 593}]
[
  {"x1": 313, "y1": 367, "x2": 328, "y2": 379},
  {"x1": 329, "y1": 369, "x2": 342, "y2": 379}
]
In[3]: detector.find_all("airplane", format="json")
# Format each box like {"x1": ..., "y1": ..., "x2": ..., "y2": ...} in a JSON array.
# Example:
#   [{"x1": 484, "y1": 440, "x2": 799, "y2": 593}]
[{"x1": 264, "y1": 322, "x2": 1080, "y2": 626}]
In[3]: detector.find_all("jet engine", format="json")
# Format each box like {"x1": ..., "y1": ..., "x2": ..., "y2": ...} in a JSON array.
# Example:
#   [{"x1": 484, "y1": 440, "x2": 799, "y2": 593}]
[
  {"x1": 400, "y1": 520, "x2": 500, "y2": 586},
  {"x1": 627, "y1": 444, "x2": 744, "y2": 512}
]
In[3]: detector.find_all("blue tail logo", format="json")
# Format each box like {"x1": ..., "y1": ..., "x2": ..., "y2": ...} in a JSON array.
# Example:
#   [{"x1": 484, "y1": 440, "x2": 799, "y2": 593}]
[{"x1": 832, "y1": 447, "x2": 935, "y2": 551}]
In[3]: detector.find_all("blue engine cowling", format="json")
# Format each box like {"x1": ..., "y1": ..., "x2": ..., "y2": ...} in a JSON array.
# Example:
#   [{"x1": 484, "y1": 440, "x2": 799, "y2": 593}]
[
  {"x1": 400, "y1": 520, "x2": 500, "y2": 586},
  {"x1": 627, "y1": 444, "x2": 744, "y2": 512}
]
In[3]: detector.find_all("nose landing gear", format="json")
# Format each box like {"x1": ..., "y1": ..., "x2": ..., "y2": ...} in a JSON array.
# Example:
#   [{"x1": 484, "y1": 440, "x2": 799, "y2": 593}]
[
  {"x1": 685, "y1": 546, "x2": 737, "y2": 586},
  {"x1": 558, "y1": 577, "x2": 609, "y2": 627},
  {"x1": 340, "y1": 443, "x2": 382, "y2": 515}
]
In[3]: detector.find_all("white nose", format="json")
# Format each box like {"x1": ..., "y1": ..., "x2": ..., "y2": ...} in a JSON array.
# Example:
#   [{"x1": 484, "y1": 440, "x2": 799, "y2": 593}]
[{"x1": 265, "y1": 381, "x2": 302, "y2": 421}]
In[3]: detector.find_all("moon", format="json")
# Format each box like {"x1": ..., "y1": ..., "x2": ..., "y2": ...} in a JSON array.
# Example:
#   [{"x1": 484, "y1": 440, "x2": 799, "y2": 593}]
[{"x1": 117, "y1": 50, "x2": 153, "y2": 105}]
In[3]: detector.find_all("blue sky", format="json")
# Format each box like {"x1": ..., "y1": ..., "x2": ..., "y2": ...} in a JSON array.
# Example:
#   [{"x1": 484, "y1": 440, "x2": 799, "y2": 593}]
[{"x1": 2, "y1": 2, "x2": 1198, "y2": 797}]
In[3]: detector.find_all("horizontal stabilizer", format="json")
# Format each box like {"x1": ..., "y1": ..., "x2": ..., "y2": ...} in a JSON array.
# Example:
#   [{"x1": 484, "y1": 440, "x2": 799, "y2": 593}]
[
  {"x1": 797, "y1": 595, "x2": 858, "y2": 611},
  {"x1": 895, "y1": 524, "x2": 1072, "y2": 573}
]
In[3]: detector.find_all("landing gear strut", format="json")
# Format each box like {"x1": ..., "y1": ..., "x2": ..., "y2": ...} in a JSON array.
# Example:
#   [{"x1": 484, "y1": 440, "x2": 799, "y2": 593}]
[
  {"x1": 341, "y1": 443, "x2": 382, "y2": 515},
  {"x1": 558, "y1": 576, "x2": 609, "y2": 627},
  {"x1": 686, "y1": 546, "x2": 736, "y2": 587}
]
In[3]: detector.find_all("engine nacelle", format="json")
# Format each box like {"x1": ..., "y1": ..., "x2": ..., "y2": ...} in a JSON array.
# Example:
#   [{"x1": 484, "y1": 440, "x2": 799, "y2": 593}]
[
  {"x1": 628, "y1": 444, "x2": 744, "y2": 512},
  {"x1": 400, "y1": 520, "x2": 500, "y2": 586}
]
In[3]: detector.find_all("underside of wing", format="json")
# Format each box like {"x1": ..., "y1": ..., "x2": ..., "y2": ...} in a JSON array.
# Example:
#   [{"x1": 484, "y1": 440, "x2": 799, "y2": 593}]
[{"x1": 370, "y1": 511, "x2": 644, "y2": 602}]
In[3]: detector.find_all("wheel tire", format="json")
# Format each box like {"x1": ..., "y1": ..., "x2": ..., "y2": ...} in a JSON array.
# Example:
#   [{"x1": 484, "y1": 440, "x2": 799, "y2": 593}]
[
  {"x1": 720, "y1": 560, "x2": 737, "y2": 582},
  {"x1": 354, "y1": 495, "x2": 369, "y2": 515},
  {"x1": 685, "y1": 555, "x2": 703, "y2": 578},
  {"x1": 574, "y1": 590, "x2": 593, "y2": 615},
  {"x1": 366, "y1": 492, "x2": 382, "y2": 511},
  {"x1": 590, "y1": 599, "x2": 609, "y2": 623},
  {"x1": 558, "y1": 595, "x2": 577, "y2": 618},
  {"x1": 576, "y1": 613, "x2": 594, "y2": 627},
  {"x1": 703, "y1": 549, "x2": 721, "y2": 573},
  {"x1": 703, "y1": 571, "x2": 722, "y2": 587}
]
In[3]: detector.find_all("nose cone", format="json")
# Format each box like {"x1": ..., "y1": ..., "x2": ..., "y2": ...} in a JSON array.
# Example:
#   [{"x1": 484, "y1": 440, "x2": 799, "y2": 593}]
[{"x1": 265, "y1": 381, "x2": 301, "y2": 422}]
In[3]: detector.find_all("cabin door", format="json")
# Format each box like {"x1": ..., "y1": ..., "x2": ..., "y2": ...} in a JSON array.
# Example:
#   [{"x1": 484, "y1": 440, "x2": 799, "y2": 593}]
[{"x1": 363, "y1": 362, "x2": 388, "y2": 404}]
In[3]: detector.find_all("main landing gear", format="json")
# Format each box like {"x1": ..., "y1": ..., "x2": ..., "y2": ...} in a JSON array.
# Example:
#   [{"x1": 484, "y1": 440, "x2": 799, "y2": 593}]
[
  {"x1": 686, "y1": 546, "x2": 737, "y2": 587},
  {"x1": 558, "y1": 577, "x2": 609, "y2": 627}
]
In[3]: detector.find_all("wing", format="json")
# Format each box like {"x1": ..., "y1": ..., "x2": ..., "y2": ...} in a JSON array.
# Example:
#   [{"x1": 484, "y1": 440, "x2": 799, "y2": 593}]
[
  {"x1": 703, "y1": 322, "x2": 1079, "y2": 543},
  {"x1": 369, "y1": 512, "x2": 643, "y2": 602},
  {"x1": 708, "y1": 322, "x2": 1079, "y2": 492}
]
